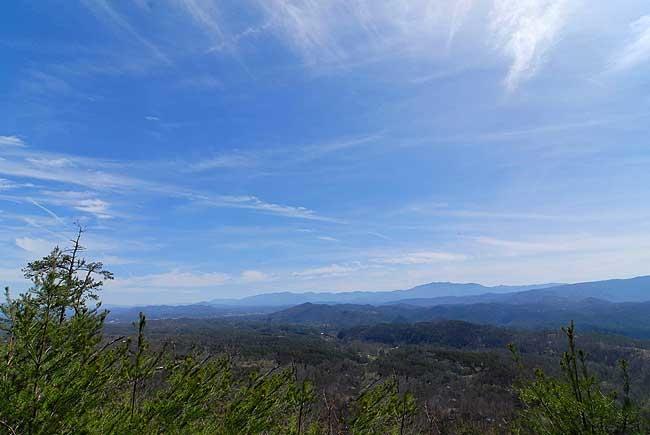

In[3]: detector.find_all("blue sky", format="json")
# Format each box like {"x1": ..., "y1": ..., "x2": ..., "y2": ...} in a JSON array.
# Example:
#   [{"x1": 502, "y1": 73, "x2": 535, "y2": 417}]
[{"x1": 2, "y1": 1, "x2": 650, "y2": 305}]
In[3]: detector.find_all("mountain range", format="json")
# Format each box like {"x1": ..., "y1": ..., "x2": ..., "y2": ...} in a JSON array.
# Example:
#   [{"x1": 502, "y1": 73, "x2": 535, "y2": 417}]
[
  {"x1": 207, "y1": 282, "x2": 563, "y2": 307},
  {"x1": 205, "y1": 275, "x2": 650, "y2": 307},
  {"x1": 108, "y1": 275, "x2": 650, "y2": 338}
]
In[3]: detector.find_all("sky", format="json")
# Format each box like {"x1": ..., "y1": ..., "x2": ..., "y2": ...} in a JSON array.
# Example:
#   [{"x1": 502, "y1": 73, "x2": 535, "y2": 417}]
[{"x1": 2, "y1": 1, "x2": 650, "y2": 305}]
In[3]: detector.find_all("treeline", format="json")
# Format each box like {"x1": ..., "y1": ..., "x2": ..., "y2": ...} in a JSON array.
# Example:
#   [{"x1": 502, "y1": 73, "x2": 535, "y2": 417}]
[{"x1": 1, "y1": 236, "x2": 647, "y2": 434}]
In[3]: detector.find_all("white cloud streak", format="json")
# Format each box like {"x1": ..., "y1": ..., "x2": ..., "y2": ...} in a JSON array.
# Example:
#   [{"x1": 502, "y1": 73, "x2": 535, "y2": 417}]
[
  {"x1": 257, "y1": 0, "x2": 344, "y2": 63},
  {"x1": 29, "y1": 198, "x2": 68, "y2": 226},
  {"x1": 114, "y1": 270, "x2": 231, "y2": 289},
  {"x1": 489, "y1": 0, "x2": 572, "y2": 90},
  {"x1": 0, "y1": 136, "x2": 26, "y2": 147},
  {"x1": 610, "y1": 14, "x2": 650, "y2": 72},
  {"x1": 0, "y1": 136, "x2": 339, "y2": 222},
  {"x1": 191, "y1": 153, "x2": 257, "y2": 171},
  {"x1": 81, "y1": 0, "x2": 171, "y2": 64},
  {"x1": 475, "y1": 233, "x2": 650, "y2": 257},
  {"x1": 178, "y1": 0, "x2": 227, "y2": 46},
  {"x1": 292, "y1": 263, "x2": 360, "y2": 279},
  {"x1": 73, "y1": 198, "x2": 112, "y2": 219},
  {"x1": 256, "y1": 0, "x2": 480, "y2": 66},
  {"x1": 254, "y1": 0, "x2": 572, "y2": 89},
  {"x1": 0, "y1": 178, "x2": 24, "y2": 190},
  {"x1": 373, "y1": 251, "x2": 467, "y2": 265},
  {"x1": 447, "y1": 0, "x2": 474, "y2": 51},
  {"x1": 190, "y1": 133, "x2": 381, "y2": 174},
  {"x1": 197, "y1": 194, "x2": 342, "y2": 222},
  {"x1": 73, "y1": 0, "x2": 580, "y2": 91},
  {"x1": 240, "y1": 270, "x2": 272, "y2": 283},
  {"x1": 15, "y1": 237, "x2": 56, "y2": 255}
]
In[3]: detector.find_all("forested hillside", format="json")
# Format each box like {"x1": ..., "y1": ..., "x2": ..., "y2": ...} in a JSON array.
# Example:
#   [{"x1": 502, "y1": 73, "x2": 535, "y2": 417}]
[
  {"x1": 265, "y1": 300, "x2": 650, "y2": 339},
  {"x1": 2, "y1": 240, "x2": 650, "y2": 433},
  {"x1": 106, "y1": 275, "x2": 650, "y2": 341}
]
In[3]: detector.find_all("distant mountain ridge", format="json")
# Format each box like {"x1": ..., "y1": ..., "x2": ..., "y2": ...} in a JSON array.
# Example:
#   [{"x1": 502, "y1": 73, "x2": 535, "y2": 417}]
[
  {"x1": 208, "y1": 275, "x2": 650, "y2": 307},
  {"x1": 522, "y1": 276, "x2": 650, "y2": 302},
  {"x1": 208, "y1": 281, "x2": 563, "y2": 307},
  {"x1": 107, "y1": 276, "x2": 650, "y2": 335}
]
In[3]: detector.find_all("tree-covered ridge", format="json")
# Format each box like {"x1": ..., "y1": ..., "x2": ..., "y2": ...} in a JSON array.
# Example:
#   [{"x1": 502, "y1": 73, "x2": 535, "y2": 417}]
[
  {"x1": 1, "y1": 235, "x2": 648, "y2": 434},
  {"x1": 265, "y1": 300, "x2": 650, "y2": 339}
]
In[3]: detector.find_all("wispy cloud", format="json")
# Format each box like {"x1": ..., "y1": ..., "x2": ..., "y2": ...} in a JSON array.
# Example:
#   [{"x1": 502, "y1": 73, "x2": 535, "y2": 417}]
[
  {"x1": 297, "y1": 134, "x2": 382, "y2": 162},
  {"x1": 72, "y1": 198, "x2": 112, "y2": 219},
  {"x1": 475, "y1": 233, "x2": 650, "y2": 257},
  {"x1": 195, "y1": 194, "x2": 342, "y2": 222},
  {"x1": 0, "y1": 136, "x2": 26, "y2": 147},
  {"x1": 22, "y1": 0, "x2": 588, "y2": 96},
  {"x1": 257, "y1": 0, "x2": 343, "y2": 63},
  {"x1": 206, "y1": 22, "x2": 273, "y2": 53},
  {"x1": 367, "y1": 231, "x2": 391, "y2": 241},
  {"x1": 190, "y1": 153, "x2": 257, "y2": 171},
  {"x1": 489, "y1": 0, "x2": 572, "y2": 90},
  {"x1": 0, "y1": 178, "x2": 30, "y2": 190},
  {"x1": 15, "y1": 237, "x2": 56, "y2": 255},
  {"x1": 1, "y1": 136, "x2": 339, "y2": 223},
  {"x1": 292, "y1": 263, "x2": 361, "y2": 279},
  {"x1": 113, "y1": 270, "x2": 231, "y2": 289},
  {"x1": 29, "y1": 198, "x2": 68, "y2": 227},
  {"x1": 255, "y1": 1, "x2": 482, "y2": 67},
  {"x1": 178, "y1": 0, "x2": 227, "y2": 47},
  {"x1": 251, "y1": 1, "x2": 573, "y2": 90},
  {"x1": 0, "y1": 147, "x2": 139, "y2": 191},
  {"x1": 240, "y1": 269, "x2": 272, "y2": 283},
  {"x1": 189, "y1": 133, "x2": 381, "y2": 174},
  {"x1": 81, "y1": 0, "x2": 171, "y2": 64},
  {"x1": 26, "y1": 157, "x2": 73, "y2": 168},
  {"x1": 475, "y1": 236, "x2": 571, "y2": 255},
  {"x1": 447, "y1": 0, "x2": 474, "y2": 51},
  {"x1": 435, "y1": 210, "x2": 571, "y2": 221},
  {"x1": 290, "y1": 250, "x2": 467, "y2": 282},
  {"x1": 610, "y1": 15, "x2": 650, "y2": 72},
  {"x1": 373, "y1": 251, "x2": 467, "y2": 265},
  {"x1": 407, "y1": 206, "x2": 616, "y2": 223}
]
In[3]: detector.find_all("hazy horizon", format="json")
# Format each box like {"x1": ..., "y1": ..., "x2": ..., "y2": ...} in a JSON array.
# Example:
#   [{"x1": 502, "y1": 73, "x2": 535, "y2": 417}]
[{"x1": 12, "y1": 268, "x2": 650, "y2": 308}]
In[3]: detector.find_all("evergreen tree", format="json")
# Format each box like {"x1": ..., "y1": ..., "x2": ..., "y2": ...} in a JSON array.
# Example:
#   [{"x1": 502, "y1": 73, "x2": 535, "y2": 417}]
[
  {"x1": 509, "y1": 321, "x2": 645, "y2": 434},
  {"x1": 349, "y1": 376, "x2": 416, "y2": 435},
  {"x1": 0, "y1": 232, "x2": 117, "y2": 434},
  {"x1": 0, "y1": 233, "x2": 306, "y2": 434}
]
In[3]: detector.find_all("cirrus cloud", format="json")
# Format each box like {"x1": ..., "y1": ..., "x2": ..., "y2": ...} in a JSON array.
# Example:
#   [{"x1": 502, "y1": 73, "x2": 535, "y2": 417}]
[
  {"x1": 490, "y1": 0, "x2": 572, "y2": 91},
  {"x1": 373, "y1": 251, "x2": 467, "y2": 265},
  {"x1": 610, "y1": 14, "x2": 650, "y2": 72}
]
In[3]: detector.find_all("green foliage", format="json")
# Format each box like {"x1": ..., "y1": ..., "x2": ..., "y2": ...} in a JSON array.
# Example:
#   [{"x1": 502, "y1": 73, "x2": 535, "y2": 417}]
[
  {"x1": 510, "y1": 321, "x2": 645, "y2": 434},
  {"x1": 0, "y1": 234, "x2": 313, "y2": 434},
  {"x1": 1, "y1": 235, "x2": 423, "y2": 434},
  {"x1": 349, "y1": 376, "x2": 416, "y2": 435},
  {"x1": 0, "y1": 235, "x2": 118, "y2": 434}
]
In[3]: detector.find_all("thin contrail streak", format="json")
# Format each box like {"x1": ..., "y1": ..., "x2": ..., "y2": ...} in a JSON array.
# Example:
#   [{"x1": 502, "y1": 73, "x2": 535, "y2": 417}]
[{"x1": 29, "y1": 198, "x2": 67, "y2": 227}]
